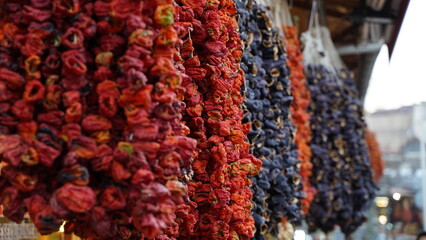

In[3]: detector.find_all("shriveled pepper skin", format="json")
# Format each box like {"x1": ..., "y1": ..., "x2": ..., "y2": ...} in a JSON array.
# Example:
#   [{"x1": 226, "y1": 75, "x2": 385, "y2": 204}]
[
  {"x1": 284, "y1": 25, "x2": 316, "y2": 217},
  {"x1": 0, "y1": 0, "x2": 197, "y2": 239},
  {"x1": 365, "y1": 129, "x2": 384, "y2": 184},
  {"x1": 173, "y1": 1, "x2": 261, "y2": 239}
]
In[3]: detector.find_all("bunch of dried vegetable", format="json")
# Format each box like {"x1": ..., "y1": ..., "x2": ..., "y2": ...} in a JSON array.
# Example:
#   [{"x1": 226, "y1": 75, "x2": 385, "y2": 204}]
[
  {"x1": 173, "y1": 0, "x2": 261, "y2": 239},
  {"x1": 0, "y1": 0, "x2": 197, "y2": 238},
  {"x1": 305, "y1": 66, "x2": 376, "y2": 235},
  {"x1": 236, "y1": 1, "x2": 303, "y2": 238}
]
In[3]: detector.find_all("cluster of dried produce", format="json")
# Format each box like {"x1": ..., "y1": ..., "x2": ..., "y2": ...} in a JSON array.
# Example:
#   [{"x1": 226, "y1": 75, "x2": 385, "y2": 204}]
[
  {"x1": 236, "y1": 1, "x2": 303, "y2": 238},
  {"x1": 365, "y1": 129, "x2": 384, "y2": 184},
  {"x1": 338, "y1": 71, "x2": 376, "y2": 234},
  {"x1": 305, "y1": 66, "x2": 376, "y2": 235},
  {"x1": 0, "y1": 0, "x2": 197, "y2": 238},
  {"x1": 0, "y1": 0, "x2": 379, "y2": 238},
  {"x1": 284, "y1": 25, "x2": 316, "y2": 216},
  {"x1": 173, "y1": 0, "x2": 261, "y2": 239}
]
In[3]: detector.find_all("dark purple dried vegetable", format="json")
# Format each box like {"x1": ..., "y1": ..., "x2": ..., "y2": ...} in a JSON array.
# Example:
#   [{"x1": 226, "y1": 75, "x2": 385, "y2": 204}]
[
  {"x1": 236, "y1": 1, "x2": 304, "y2": 239},
  {"x1": 305, "y1": 65, "x2": 376, "y2": 235}
]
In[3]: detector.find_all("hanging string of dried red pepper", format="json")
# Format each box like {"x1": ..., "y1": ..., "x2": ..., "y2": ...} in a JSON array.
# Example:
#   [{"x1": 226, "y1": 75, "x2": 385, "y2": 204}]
[
  {"x1": 0, "y1": 0, "x2": 197, "y2": 239},
  {"x1": 365, "y1": 129, "x2": 384, "y2": 184},
  {"x1": 284, "y1": 25, "x2": 316, "y2": 216},
  {"x1": 172, "y1": 0, "x2": 262, "y2": 239}
]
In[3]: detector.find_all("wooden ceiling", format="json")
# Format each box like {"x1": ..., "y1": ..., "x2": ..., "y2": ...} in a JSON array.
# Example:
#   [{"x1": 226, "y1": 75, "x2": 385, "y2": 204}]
[{"x1": 287, "y1": 0, "x2": 410, "y2": 101}]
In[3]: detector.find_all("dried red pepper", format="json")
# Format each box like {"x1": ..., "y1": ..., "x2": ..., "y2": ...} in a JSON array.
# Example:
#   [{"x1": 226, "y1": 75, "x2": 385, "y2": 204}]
[
  {"x1": 173, "y1": 1, "x2": 261, "y2": 239},
  {"x1": 0, "y1": 0, "x2": 197, "y2": 239},
  {"x1": 365, "y1": 129, "x2": 384, "y2": 184},
  {"x1": 284, "y1": 25, "x2": 317, "y2": 216}
]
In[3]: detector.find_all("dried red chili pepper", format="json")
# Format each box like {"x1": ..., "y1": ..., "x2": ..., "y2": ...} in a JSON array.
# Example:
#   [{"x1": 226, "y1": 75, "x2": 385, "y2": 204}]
[
  {"x1": 0, "y1": 135, "x2": 22, "y2": 155},
  {"x1": 54, "y1": 183, "x2": 96, "y2": 212},
  {"x1": 20, "y1": 33, "x2": 47, "y2": 57},
  {"x1": 96, "y1": 80, "x2": 120, "y2": 97},
  {"x1": 155, "y1": 4, "x2": 175, "y2": 27},
  {"x1": 34, "y1": 140, "x2": 60, "y2": 167},
  {"x1": 73, "y1": 14, "x2": 97, "y2": 38},
  {"x1": 24, "y1": 55, "x2": 42, "y2": 80},
  {"x1": 11, "y1": 100, "x2": 34, "y2": 120},
  {"x1": 17, "y1": 121, "x2": 38, "y2": 143},
  {"x1": 23, "y1": 80, "x2": 45, "y2": 103},
  {"x1": 0, "y1": 0, "x2": 197, "y2": 238},
  {"x1": 2, "y1": 143, "x2": 28, "y2": 166},
  {"x1": 69, "y1": 136, "x2": 97, "y2": 159},
  {"x1": 58, "y1": 164, "x2": 90, "y2": 186},
  {"x1": 22, "y1": 6, "x2": 52, "y2": 23},
  {"x1": 26, "y1": 197, "x2": 62, "y2": 235},
  {"x1": 61, "y1": 50, "x2": 87, "y2": 77},
  {"x1": 30, "y1": 0, "x2": 51, "y2": 9},
  {"x1": 21, "y1": 147, "x2": 39, "y2": 166},
  {"x1": 42, "y1": 55, "x2": 61, "y2": 76},
  {"x1": 53, "y1": 0, "x2": 80, "y2": 16},
  {"x1": 100, "y1": 186, "x2": 126, "y2": 210},
  {"x1": 61, "y1": 27, "x2": 85, "y2": 49},
  {"x1": 37, "y1": 110, "x2": 64, "y2": 126},
  {"x1": 365, "y1": 129, "x2": 384, "y2": 183},
  {"x1": 82, "y1": 114, "x2": 112, "y2": 131},
  {"x1": 0, "y1": 68, "x2": 25, "y2": 89},
  {"x1": 98, "y1": 94, "x2": 118, "y2": 117},
  {"x1": 284, "y1": 25, "x2": 316, "y2": 217},
  {"x1": 173, "y1": 1, "x2": 260, "y2": 238},
  {"x1": 65, "y1": 102, "x2": 83, "y2": 123},
  {"x1": 60, "y1": 123, "x2": 82, "y2": 143},
  {"x1": 43, "y1": 84, "x2": 63, "y2": 110},
  {"x1": 2, "y1": 166, "x2": 38, "y2": 191},
  {"x1": 1, "y1": 186, "x2": 26, "y2": 223}
]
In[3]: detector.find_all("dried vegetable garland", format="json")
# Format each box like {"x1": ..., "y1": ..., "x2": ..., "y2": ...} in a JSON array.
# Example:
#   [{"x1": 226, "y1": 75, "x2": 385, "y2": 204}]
[
  {"x1": 305, "y1": 66, "x2": 376, "y2": 235},
  {"x1": 0, "y1": 0, "x2": 382, "y2": 238},
  {"x1": 365, "y1": 129, "x2": 384, "y2": 184},
  {"x1": 236, "y1": 1, "x2": 303, "y2": 238},
  {"x1": 0, "y1": 0, "x2": 198, "y2": 238},
  {"x1": 338, "y1": 70, "x2": 376, "y2": 234},
  {"x1": 283, "y1": 25, "x2": 315, "y2": 216},
  {"x1": 173, "y1": 0, "x2": 262, "y2": 239}
]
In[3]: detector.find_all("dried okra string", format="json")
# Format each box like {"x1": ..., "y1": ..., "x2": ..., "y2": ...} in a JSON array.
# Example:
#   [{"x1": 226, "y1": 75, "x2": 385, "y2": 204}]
[
  {"x1": 305, "y1": 66, "x2": 376, "y2": 235},
  {"x1": 236, "y1": 0, "x2": 303, "y2": 239},
  {"x1": 0, "y1": 0, "x2": 197, "y2": 238}
]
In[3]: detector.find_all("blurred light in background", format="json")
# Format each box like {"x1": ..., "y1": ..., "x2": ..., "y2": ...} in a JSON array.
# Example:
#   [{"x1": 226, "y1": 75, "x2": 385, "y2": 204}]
[
  {"x1": 392, "y1": 192, "x2": 402, "y2": 201},
  {"x1": 294, "y1": 229, "x2": 306, "y2": 240},
  {"x1": 59, "y1": 222, "x2": 65, "y2": 232},
  {"x1": 375, "y1": 196, "x2": 389, "y2": 208},
  {"x1": 378, "y1": 215, "x2": 388, "y2": 225}
]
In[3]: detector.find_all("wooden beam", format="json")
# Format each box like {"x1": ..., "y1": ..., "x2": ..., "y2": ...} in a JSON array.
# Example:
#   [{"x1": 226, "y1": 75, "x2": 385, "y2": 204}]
[
  {"x1": 333, "y1": 25, "x2": 359, "y2": 42},
  {"x1": 337, "y1": 41, "x2": 384, "y2": 55},
  {"x1": 291, "y1": 0, "x2": 349, "y2": 20}
]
